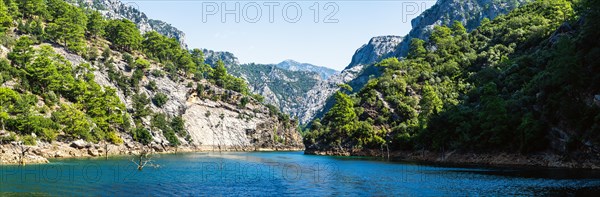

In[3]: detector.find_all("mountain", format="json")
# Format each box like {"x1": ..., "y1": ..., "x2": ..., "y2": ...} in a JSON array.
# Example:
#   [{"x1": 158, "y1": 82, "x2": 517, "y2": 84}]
[
  {"x1": 300, "y1": 0, "x2": 529, "y2": 125},
  {"x1": 393, "y1": 0, "x2": 528, "y2": 57},
  {"x1": 68, "y1": 0, "x2": 187, "y2": 47},
  {"x1": 0, "y1": 0, "x2": 301, "y2": 164},
  {"x1": 303, "y1": 0, "x2": 600, "y2": 168},
  {"x1": 276, "y1": 60, "x2": 338, "y2": 80},
  {"x1": 199, "y1": 50, "x2": 335, "y2": 121},
  {"x1": 295, "y1": 36, "x2": 403, "y2": 124},
  {"x1": 346, "y1": 36, "x2": 403, "y2": 70},
  {"x1": 201, "y1": 49, "x2": 239, "y2": 67},
  {"x1": 228, "y1": 63, "x2": 322, "y2": 118}
]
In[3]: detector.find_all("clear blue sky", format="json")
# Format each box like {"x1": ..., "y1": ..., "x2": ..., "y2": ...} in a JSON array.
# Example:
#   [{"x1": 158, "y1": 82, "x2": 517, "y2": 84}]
[{"x1": 122, "y1": 0, "x2": 435, "y2": 71}]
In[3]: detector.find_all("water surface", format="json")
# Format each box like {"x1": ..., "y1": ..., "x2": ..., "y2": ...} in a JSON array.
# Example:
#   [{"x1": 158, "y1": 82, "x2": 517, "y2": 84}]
[{"x1": 1, "y1": 151, "x2": 599, "y2": 196}]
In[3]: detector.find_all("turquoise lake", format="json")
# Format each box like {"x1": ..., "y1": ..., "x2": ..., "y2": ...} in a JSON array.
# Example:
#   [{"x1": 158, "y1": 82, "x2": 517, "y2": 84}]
[{"x1": 1, "y1": 151, "x2": 599, "y2": 196}]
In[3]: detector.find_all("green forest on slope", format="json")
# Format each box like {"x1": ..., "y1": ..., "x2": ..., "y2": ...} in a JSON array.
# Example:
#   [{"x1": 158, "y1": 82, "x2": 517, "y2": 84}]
[
  {"x1": 0, "y1": 0, "x2": 259, "y2": 146},
  {"x1": 305, "y1": 0, "x2": 600, "y2": 156}
]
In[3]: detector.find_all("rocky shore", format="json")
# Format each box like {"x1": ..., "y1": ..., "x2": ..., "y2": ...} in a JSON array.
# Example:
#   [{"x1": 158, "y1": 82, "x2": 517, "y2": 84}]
[
  {"x1": 305, "y1": 148, "x2": 600, "y2": 169},
  {"x1": 0, "y1": 140, "x2": 303, "y2": 165}
]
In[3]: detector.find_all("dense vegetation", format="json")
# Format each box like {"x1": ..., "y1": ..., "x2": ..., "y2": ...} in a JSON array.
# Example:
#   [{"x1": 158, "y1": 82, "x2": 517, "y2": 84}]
[
  {"x1": 305, "y1": 0, "x2": 599, "y2": 155},
  {"x1": 0, "y1": 0, "x2": 253, "y2": 146}
]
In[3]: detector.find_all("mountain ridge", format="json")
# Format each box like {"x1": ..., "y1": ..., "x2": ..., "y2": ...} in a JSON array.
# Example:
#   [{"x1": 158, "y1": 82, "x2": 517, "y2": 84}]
[
  {"x1": 276, "y1": 59, "x2": 338, "y2": 80},
  {"x1": 68, "y1": 0, "x2": 187, "y2": 47},
  {"x1": 299, "y1": 0, "x2": 530, "y2": 125}
]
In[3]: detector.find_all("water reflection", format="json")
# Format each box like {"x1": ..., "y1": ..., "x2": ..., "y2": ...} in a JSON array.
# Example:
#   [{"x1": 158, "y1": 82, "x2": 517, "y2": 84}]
[{"x1": 0, "y1": 151, "x2": 598, "y2": 196}]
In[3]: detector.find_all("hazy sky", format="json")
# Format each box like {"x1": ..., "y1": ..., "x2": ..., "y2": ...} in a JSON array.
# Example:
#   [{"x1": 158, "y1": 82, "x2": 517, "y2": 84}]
[{"x1": 122, "y1": 0, "x2": 435, "y2": 71}]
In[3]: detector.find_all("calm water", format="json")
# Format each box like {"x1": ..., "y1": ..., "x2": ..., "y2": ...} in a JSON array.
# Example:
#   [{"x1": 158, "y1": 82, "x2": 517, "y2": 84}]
[{"x1": 1, "y1": 151, "x2": 599, "y2": 196}]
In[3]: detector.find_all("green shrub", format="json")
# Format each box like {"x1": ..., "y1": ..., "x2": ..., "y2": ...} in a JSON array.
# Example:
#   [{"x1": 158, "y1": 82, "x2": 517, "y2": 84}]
[
  {"x1": 171, "y1": 116, "x2": 186, "y2": 136},
  {"x1": 0, "y1": 133, "x2": 16, "y2": 144},
  {"x1": 134, "y1": 58, "x2": 150, "y2": 69},
  {"x1": 122, "y1": 52, "x2": 134, "y2": 64},
  {"x1": 133, "y1": 127, "x2": 152, "y2": 145},
  {"x1": 239, "y1": 97, "x2": 250, "y2": 108},
  {"x1": 151, "y1": 69, "x2": 165, "y2": 78},
  {"x1": 22, "y1": 135, "x2": 37, "y2": 146},
  {"x1": 131, "y1": 68, "x2": 144, "y2": 87},
  {"x1": 146, "y1": 80, "x2": 157, "y2": 91},
  {"x1": 107, "y1": 131, "x2": 123, "y2": 144},
  {"x1": 152, "y1": 92, "x2": 168, "y2": 107}
]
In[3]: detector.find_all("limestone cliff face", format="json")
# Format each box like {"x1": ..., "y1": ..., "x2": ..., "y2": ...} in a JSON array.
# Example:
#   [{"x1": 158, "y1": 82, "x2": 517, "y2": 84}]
[
  {"x1": 346, "y1": 36, "x2": 403, "y2": 70},
  {"x1": 394, "y1": 0, "x2": 529, "y2": 57},
  {"x1": 228, "y1": 63, "x2": 322, "y2": 120},
  {"x1": 53, "y1": 46, "x2": 303, "y2": 152},
  {"x1": 183, "y1": 98, "x2": 302, "y2": 150},
  {"x1": 296, "y1": 65, "x2": 367, "y2": 124}
]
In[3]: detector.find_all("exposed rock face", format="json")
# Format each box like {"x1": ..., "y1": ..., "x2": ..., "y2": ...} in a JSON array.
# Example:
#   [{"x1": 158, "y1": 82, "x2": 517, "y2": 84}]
[
  {"x1": 394, "y1": 0, "x2": 529, "y2": 57},
  {"x1": 346, "y1": 36, "x2": 403, "y2": 70},
  {"x1": 52, "y1": 45, "x2": 303, "y2": 154},
  {"x1": 202, "y1": 49, "x2": 239, "y2": 67},
  {"x1": 70, "y1": 0, "x2": 187, "y2": 47},
  {"x1": 0, "y1": 144, "x2": 49, "y2": 165},
  {"x1": 296, "y1": 36, "x2": 402, "y2": 124},
  {"x1": 70, "y1": 139, "x2": 90, "y2": 149},
  {"x1": 296, "y1": 65, "x2": 367, "y2": 123},
  {"x1": 228, "y1": 63, "x2": 322, "y2": 118},
  {"x1": 183, "y1": 98, "x2": 302, "y2": 150}
]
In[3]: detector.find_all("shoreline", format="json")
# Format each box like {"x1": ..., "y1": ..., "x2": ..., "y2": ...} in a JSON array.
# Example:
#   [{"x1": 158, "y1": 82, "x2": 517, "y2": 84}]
[
  {"x1": 304, "y1": 148, "x2": 600, "y2": 170},
  {"x1": 0, "y1": 142, "x2": 304, "y2": 165},
  {"x1": 4, "y1": 142, "x2": 599, "y2": 170}
]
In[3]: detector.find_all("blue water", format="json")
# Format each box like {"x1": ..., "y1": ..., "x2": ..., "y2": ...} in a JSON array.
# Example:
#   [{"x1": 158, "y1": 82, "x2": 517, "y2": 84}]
[{"x1": 1, "y1": 151, "x2": 599, "y2": 196}]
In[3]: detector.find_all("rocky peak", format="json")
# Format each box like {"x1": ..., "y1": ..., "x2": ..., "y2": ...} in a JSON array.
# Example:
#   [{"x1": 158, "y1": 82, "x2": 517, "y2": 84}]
[
  {"x1": 395, "y1": 0, "x2": 529, "y2": 56},
  {"x1": 346, "y1": 36, "x2": 403, "y2": 70},
  {"x1": 202, "y1": 49, "x2": 239, "y2": 67}
]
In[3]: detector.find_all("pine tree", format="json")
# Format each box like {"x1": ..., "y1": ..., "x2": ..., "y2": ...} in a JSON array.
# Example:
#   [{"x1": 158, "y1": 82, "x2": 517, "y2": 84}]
[
  {"x1": 46, "y1": 4, "x2": 87, "y2": 54},
  {"x1": 0, "y1": 0, "x2": 11, "y2": 29},
  {"x1": 7, "y1": 36, "x2": 34, "y2": 67},
  {"x1": 17, "y1": 0, "x2": 45, "y2": 19},
  {"x1": 86, "y1": 10, "x2": 105, "y2": 38},
  {"x1": 105, "y1": 19, "x2": 142, "y2": 51},
  {"x1": 3, "y1": 0, "x2": 19, "y2": 20}
]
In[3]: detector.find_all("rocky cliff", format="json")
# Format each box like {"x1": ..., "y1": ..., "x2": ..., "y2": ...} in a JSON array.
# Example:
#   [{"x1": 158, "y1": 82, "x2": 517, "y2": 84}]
[
  {"x1": 394, "y1": 0, "x2": 528, "y2": 57},
  {"x1": 0, "y1": 43, "x2": 303, "y2": 165},
  {"x1": 346, "y1": 36, "x2": 403, "y2": 70},
  {"x1": 202, "y1": 49, "x2": 239, "y2": 67},
  {"x1": 227, "y1": 63, "x2": 322, "y2": 120},
  {"x1": 60, "y1": 46, "x2": 303, "y2": 151},
  {"x1": 296, "y1": 36, "x2": 403, "y2": 124}
]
